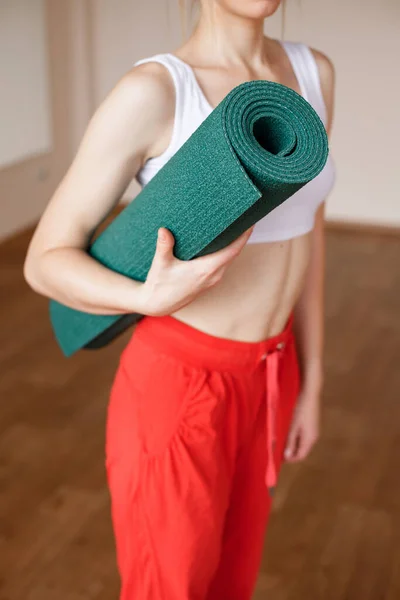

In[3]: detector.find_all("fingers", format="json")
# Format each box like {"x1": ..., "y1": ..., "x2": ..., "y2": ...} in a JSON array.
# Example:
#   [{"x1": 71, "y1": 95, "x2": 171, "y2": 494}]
[
  {"x1": 284, "y1": 426, "x2": 318, "y2": 463},
  {"x1": 156, "y1": 227, "x2": 175, "y2": 260},
  {"x1": 284, "y1": 424, "x2": 301, "y2": 462},
  {"x1": 228, "y1": 225, "x2": 256, "y2": 251},
  {"x1": 155, "y1": 224, "x2": 254, "y2": 286},
  {"x1": 195, "y1": 225, "x2": 255, "y2": 271}
]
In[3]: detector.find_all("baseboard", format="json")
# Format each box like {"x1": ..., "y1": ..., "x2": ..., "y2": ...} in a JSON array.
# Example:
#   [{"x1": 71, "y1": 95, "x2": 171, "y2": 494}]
[
  {"x1": 0, "y1": 222, "x2": 36, "y2": 251},
  {"x1": 325, "y1": 219, "x2": 400, "y2": 237}
]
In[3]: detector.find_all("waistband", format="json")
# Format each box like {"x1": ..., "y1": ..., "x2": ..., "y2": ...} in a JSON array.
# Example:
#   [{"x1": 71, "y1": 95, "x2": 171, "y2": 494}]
[{"x1": 132, "y1": 312, "x2": 294, "y2": 373}]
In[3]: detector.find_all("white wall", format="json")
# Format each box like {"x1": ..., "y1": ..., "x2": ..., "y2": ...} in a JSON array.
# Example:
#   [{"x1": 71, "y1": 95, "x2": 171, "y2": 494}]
[
  {"x1": 91, "y1": 0, "x2": 182, "y2": 198},
  {"x1": 68, "y1": 0, "x2": 95, "y2": 156},
  {"x1": 0, "y1": 0, "x2": 52, "y2": 168},
  {"x1": 61, "y1": 0, "x2": 400, "y2": 227},
  {"x1": 91, "y1": 0, "x2": 182, "y2": 103},
  {"x1": 0, "y1": 0, "x2": 74, "y2": 241}
]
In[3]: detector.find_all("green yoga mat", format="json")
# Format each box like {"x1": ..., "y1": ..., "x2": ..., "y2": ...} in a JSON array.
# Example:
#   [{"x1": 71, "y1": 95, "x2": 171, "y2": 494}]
[{"x1": 50, "y1": 79, "x2": 328, "y2": 357}]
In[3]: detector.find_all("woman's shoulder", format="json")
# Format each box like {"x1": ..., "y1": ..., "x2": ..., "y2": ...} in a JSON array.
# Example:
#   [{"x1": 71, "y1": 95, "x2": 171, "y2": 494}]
[
  {"x1": 104, "y1": 56, "x2": 176, "y2": 135},
  {"x1": 122, "y1": 56, "x2": 176, "y2": 107},
  {"x1": 272, "y1": 37, "x2": 335, "y2": 132},
  {"x1": 308, "y1": 47, "x2": 335, "y2": 90},
  {"x1": 308, "y1": 46, "x2": 335, "y2": 135},
  {"x1": 281, "y1": 38, "x2": 335, "y2": 133},
  {"x1": 84, "y1": 57, "x2": 176, "y2": 166},
  {"x1": 282, "y1": 39, "x2": 335, "y2": 84}
]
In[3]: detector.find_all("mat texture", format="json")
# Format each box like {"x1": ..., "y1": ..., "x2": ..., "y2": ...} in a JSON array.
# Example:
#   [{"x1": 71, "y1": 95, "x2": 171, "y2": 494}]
[{"x1": 50, "y1": 79, "x2": 328, "y2": 356}]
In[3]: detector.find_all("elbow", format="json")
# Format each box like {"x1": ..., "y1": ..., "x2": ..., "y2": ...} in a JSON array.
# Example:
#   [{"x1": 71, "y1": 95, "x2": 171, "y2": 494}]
[{"x1": 23, "y1": 252, "x2": 47, "y2": 295}]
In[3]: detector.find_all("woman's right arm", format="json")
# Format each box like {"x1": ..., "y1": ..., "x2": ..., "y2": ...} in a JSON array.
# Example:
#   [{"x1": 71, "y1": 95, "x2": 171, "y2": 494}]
[{"x1": 24, "y1": 63, "x2": 254, "y2": 317}]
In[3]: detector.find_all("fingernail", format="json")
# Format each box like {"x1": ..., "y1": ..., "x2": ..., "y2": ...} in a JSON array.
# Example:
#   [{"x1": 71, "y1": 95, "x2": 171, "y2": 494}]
[{"x1": 284, "y1": 449, "x2": 291, "y2": 459}]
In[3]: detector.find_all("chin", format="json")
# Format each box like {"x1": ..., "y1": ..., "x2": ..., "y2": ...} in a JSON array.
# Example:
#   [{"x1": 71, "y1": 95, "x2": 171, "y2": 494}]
[{"x1": 219, "y1": 0, "x2": 282, "y2": 19}]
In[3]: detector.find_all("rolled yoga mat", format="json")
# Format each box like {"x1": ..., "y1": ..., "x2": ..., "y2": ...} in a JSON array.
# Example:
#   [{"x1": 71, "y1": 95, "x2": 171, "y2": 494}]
[{"x1": 50, "y1": 79, "x2": 329, "y2": 357}]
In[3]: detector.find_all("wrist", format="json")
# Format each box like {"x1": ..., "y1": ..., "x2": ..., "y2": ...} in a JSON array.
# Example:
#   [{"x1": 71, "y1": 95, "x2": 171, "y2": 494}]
[
  {"x1": 116, "y1": 278, "x2": 151, "y2": 316},
  {"x1": 301, "y1": 360, "x2": 324, "y2": 395},
  {"x1": 134, "y1": 280, "x2": 163, "y2": 317},
  {"x1": 131, "y1": 279, "x2": 153, "y2": 316}
]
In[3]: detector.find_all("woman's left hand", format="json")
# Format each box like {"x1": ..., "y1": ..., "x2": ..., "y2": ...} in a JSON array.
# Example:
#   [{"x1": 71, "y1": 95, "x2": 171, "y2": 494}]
[{"x1": 284, "y1": 386, "x2": 321, "y2": 462}]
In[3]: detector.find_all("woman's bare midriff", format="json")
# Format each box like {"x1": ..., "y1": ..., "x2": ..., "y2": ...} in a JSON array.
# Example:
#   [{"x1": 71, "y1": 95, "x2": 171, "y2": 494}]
[{"x1": 170, "y1": 231, "x2": 311, "y2": 341}]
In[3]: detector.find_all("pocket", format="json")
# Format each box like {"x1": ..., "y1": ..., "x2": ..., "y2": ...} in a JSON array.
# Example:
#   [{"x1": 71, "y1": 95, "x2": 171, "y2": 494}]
[{"x1": 130, "y1": 354, "x2": 226, "y2": 458}]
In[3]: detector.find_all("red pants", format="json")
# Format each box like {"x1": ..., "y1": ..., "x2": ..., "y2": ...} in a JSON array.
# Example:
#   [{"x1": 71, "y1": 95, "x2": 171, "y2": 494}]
[{"x1": 106, "y1": 313, "x2": 300, "y2": 600}]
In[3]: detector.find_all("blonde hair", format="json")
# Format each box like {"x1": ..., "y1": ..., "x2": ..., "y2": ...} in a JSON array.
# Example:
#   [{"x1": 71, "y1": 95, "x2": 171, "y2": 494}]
[{"x1": 178, "y1": 0, "x2": 287, "y2": 42}]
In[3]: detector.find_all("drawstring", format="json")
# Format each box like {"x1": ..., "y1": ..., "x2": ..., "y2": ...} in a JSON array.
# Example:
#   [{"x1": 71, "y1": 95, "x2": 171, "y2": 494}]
[{"x1": 264, "y1": 344, "x2": 284, "y2": 495}]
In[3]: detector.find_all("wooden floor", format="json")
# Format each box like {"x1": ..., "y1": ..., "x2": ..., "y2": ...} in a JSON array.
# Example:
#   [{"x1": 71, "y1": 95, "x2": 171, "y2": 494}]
[{"x1": 1, "y1": 227, "x2": 399, "y2": 599}]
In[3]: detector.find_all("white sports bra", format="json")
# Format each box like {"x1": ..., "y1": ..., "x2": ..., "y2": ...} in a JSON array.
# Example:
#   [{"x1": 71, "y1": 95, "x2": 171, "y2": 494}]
[{"x1": 134, "y1": 41, "x2": 336, "y2": 243}]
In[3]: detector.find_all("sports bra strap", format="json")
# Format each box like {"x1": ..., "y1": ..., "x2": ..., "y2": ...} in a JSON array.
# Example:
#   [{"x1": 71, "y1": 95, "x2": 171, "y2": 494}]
[
  {"x1": 281, "y1": 41, "x2": 327, "y2": 126},
  {"x1": 133, "y1": 53, "x2": 195, "y2": 163}
]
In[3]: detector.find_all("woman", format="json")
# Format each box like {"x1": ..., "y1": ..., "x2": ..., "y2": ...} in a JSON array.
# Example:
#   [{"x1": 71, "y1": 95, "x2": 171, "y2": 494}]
[{"x1": 24, "y1": 0, "x2": 336, "y2": 598}]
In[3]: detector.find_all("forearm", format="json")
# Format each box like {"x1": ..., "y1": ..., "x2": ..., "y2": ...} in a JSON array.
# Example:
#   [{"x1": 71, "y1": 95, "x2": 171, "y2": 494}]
[
  {"x1": 293, "y1": 203, "x2": 325, "y2": 395},
  {"x1": 25, "y1": 247, "x2": 147, "y2": 316}
]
